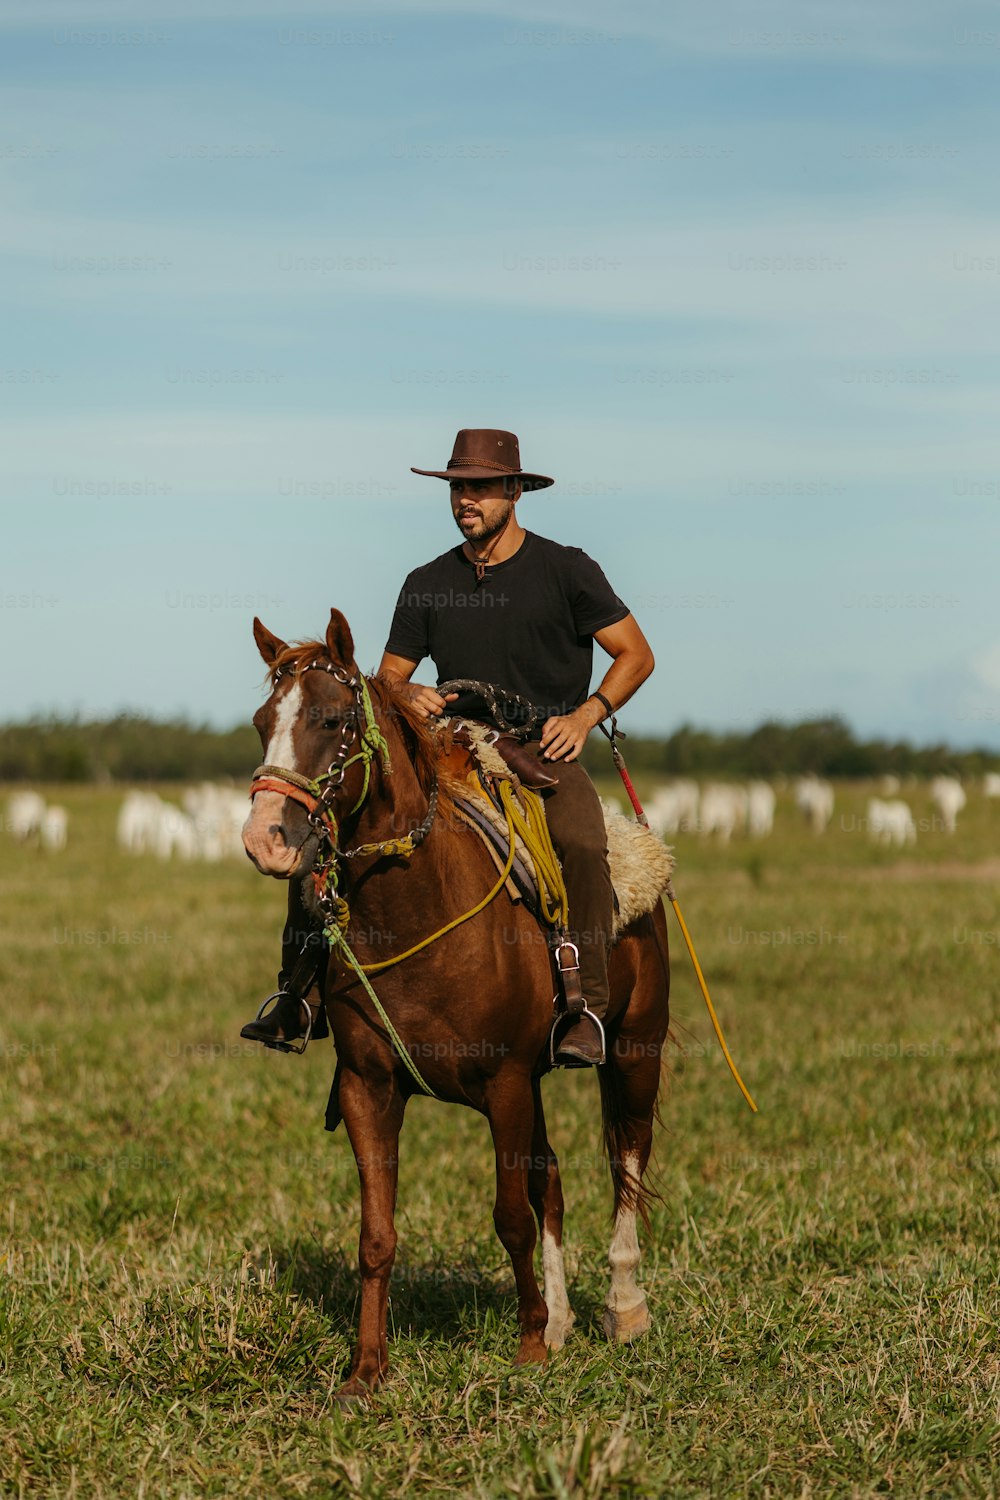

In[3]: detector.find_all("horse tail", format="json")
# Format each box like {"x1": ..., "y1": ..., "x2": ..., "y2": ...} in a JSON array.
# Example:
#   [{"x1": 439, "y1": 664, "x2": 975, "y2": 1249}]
[{"x1": 598, "y1": 1060, "x2": 664, "y2": 1233}]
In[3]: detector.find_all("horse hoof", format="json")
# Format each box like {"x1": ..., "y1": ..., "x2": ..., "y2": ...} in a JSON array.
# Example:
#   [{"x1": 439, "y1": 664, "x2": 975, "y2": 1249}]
[
  {"x1": 513, "y1": 1336, "x2": 549, "y2": 1366},
  {"x1": 602, "y1": 1299, "x2": 652, "y2": 1343},
  {"x1": 334, "y1": 1374, "x2": 379, "y2": 1409},
  {"x1": 544, "y1": 1308, "x2": 576, "y2": 1351}
]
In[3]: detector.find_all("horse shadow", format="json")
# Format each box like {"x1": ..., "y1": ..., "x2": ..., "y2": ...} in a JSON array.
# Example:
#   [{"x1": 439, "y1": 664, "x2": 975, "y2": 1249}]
[{"x1": 265, "y1": 1238, "x2": 605, "y2": 1348}]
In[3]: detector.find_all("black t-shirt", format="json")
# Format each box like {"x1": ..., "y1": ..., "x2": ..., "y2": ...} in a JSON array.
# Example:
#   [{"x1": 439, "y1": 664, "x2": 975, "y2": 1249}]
[{"x1": 384, "y1": 530, "x2": 629, "y2": 733}]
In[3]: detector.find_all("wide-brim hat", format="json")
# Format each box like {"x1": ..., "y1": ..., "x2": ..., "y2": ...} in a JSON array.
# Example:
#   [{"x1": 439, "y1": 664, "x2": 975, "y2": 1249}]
[{"x1": 411, "y1": 428, "x2": 554, "y2": 491}]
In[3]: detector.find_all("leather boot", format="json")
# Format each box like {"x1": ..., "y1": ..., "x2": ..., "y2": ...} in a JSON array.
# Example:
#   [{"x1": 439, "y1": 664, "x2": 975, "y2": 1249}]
[{"x1": 551, "y1": 1007, "x2": 606, "y2": 1067}]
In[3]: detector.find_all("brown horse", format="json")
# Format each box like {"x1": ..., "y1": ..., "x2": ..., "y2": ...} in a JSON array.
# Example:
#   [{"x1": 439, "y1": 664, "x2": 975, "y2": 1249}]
[{"x1": 242, "y1": 609, "x2": 670, "y2": 1403}]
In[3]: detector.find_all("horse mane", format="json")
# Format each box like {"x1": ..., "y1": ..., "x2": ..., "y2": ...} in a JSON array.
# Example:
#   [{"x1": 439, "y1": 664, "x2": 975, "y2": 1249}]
[
  {"x1": 368, "y1": 675, "x2": 457, "y2": 820},
  {"x1": 264, "y1": 640, "x2": 452, "y2": 815}
]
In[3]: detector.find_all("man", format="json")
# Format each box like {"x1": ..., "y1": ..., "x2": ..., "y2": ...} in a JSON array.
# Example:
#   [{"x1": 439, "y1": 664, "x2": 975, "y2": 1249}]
[
  {"x1": 243, "y1": 428, "x2": 654, "y2": 1068},
  {"x1": 377, "y1": 428, "x2": 654, "y2": 1066}
]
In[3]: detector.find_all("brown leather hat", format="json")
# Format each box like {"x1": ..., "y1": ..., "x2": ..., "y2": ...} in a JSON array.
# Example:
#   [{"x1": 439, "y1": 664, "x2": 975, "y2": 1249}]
[{"x1": 411, "y1": 428, "x2": 554, "y2": 491}]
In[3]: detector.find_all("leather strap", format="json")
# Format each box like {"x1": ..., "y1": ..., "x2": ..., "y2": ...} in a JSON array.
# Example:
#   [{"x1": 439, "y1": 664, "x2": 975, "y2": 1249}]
[{"x1": 589, "y1": 690, "x2": 615, "y2": 721}]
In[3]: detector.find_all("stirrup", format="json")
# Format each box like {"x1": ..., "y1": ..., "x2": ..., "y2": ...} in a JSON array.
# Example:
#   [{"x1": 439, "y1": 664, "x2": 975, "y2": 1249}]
[
  {"x1": 548, "y1": 1004, "x2": 606, "y2": 1068},
  {"x1": 242, "y1": 989, "x2": 313, "y2": 1055}
]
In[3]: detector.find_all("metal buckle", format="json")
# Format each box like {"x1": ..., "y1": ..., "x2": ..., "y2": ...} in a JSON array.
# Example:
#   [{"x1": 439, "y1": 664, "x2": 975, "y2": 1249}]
[
  {"x1": 251, "y1": 989, "x2": 313, "y2": 1055},
  {"x1": 554, "y1": 939, "x2": 580, "y2": 973},
  {"x1": 548, "y1": 1005, "x2": 606, "y2": 1067}
]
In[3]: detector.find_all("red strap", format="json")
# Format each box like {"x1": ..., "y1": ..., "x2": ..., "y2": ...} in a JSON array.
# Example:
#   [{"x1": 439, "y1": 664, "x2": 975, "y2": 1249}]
[{"x1": 248, "y1": 776, "x2": 321, "y2": 814}]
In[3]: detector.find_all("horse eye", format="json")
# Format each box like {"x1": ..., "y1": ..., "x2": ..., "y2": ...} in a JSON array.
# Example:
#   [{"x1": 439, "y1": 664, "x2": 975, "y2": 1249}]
[{"x1": 322, "y1": 717, "x2": 341, "y2": 731}]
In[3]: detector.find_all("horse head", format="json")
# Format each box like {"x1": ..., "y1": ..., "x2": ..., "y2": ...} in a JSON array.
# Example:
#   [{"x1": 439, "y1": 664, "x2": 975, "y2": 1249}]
[{"x1": 242, "y1": 608, "x2": 364, "y2": 877}]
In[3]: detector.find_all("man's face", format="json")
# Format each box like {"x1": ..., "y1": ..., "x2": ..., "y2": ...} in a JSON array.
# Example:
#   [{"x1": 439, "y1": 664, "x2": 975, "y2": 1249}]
[{"x1": 449, "y1": 477, "x2": 520, "y2": 544}]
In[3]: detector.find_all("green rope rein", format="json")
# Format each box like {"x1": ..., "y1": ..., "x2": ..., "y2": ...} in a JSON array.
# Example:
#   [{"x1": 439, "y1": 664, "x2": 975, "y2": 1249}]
[{"x1": 312, "y1": 673, "x2": 438, "y2": 1098}]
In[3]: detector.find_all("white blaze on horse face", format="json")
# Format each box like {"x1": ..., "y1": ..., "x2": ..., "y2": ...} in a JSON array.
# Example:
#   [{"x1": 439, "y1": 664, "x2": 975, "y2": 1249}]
[
  {"x1": 242, "y1": 680, "x2": 307, "y2": 875},
  {"x1": 264, "y1": 679, "x2": 305, "y2": 770}
]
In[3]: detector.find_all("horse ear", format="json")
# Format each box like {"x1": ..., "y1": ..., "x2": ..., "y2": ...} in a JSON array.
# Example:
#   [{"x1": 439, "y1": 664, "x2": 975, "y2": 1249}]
[
  {"x1": 326, "y1": 608, "x2": 356, "y2": 669},
  {"x1": 253, "y1": 617, "x2": 288, "y2": 666}
]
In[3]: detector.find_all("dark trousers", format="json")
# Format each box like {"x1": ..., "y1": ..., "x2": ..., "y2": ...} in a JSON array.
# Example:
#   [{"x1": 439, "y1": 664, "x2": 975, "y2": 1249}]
[{"x1": 522, "y1": 743, "x2": 613, "y2": 1012}]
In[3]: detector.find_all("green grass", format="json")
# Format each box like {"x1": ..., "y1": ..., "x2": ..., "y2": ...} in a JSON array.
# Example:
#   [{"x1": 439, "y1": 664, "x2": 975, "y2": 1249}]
[{"x1": 1, "y1": 783, "x2": 998, "y2": 1497}]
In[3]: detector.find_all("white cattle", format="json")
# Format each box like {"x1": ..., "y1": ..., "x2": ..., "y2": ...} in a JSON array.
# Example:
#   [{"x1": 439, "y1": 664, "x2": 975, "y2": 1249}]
[
  {"x1": 120, "y1": 784, "x2": 249, "y2": 861},
  {"x1": 699, "y1": 783, "x2": 748, "y2": 843},
  {"x1": 746, "y1": 781, "x2": 776, "y2": 838},
  {"x1": 984, "y1": 772, "x2": 1000, "y2": 798},
  {"x1": 930, "y1": 776, "x2": 966, "y2": 834},
  {"x1": 40, "y1": 805, "x2": 68, "y2": 850},
  {"x1": 183, "y1": 782, "x2": 249, "y2": 859},
  {"x1": 117, "y1": 790, "x2": 163, "y2": 854},
  {"x1": 646, "y1": 779, "x2": 699, "y2": 837},
  {"x1": 868, "y1": 797, "x2": 916, "y2": 847},
  {"x1": 152, "y1": 803, "x2": 198, "y2": 861},
  {"x1": 795, "y1": 776, "x2": 835, "y2": 834},
  {"x1": 876, "y1": 774, "x2": 901, "y2": 796},
  {"x1": 6, "y1": 790, "x2": 46, "y2": 843}
]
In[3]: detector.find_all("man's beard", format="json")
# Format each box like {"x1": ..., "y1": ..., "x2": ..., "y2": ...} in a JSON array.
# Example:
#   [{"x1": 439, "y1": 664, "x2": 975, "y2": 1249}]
[{"x1": 455, "y1": 501, "x2": 512, "y2": 545}]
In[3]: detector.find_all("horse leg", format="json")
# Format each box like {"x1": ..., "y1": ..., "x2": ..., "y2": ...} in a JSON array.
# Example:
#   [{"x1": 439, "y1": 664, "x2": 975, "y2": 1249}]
[
  {"x1": 600, "y1": 912, "x2": 670, "y2": 1343},
  {"x1": 486, "y1": 1077, "x2": 549, "y2": 1365},
  {"x1": 600, "y1": 1051, "x2": 657, "y2": 1342},
  {"x1": 527, "y1": 1080, "x2": 574, "y2": 1351},
  {"x1": 336, "y1": 1068, "x2": 405, "y2": 1403}
]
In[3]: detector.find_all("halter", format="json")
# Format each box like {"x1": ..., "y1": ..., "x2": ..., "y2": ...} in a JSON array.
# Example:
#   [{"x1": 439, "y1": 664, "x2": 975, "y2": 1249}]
[{"x1": 248, "y1": 661, "x2": 439, "y2": 927}]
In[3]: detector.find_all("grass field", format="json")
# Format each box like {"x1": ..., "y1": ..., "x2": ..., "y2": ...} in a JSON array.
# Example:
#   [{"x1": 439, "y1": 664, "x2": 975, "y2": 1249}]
[{"x1": 1, "y1": 779, "x2": 998, "y2": 1498}]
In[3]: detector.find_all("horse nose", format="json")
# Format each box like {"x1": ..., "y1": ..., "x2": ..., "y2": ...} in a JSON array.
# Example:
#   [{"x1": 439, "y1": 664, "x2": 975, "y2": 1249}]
[{"x1": 269, "y1": 823, "x2": 285, "y2": 840}]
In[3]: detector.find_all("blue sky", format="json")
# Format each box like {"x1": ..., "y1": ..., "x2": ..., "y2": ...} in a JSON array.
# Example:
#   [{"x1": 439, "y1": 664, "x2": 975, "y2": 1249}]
[{"x1": 2, "y1": 0, "x2": 999, "y2": 747}]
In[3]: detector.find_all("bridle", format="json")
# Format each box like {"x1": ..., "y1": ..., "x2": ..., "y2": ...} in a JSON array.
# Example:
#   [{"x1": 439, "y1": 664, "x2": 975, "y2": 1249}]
[{"x1": 248, "y1": 661, "x2": 439, "y2": 932}]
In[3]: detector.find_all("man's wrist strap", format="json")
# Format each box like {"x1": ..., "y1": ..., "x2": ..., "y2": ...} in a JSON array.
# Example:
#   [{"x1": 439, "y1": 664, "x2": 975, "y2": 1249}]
[{"x1": 590, "y1": 691, "x2": 615, "y2": 721}]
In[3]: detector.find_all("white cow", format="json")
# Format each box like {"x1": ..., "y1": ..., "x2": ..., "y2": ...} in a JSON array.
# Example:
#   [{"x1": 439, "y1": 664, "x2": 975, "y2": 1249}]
[
  {"x1": 746, "y1": 781, "x2": 776, "y2": 838},
  {"x1": 117, "y1": 790, "x2": 163, "y2": 854},
  {"x1": 646, "y1": 779, "x2": 699, "y2": 837},
  {"x1": 183, "y1": 782, "x2": 249, "y2": 860},
  {"x1": 699, "y1": 784, "x2": 748, "y2": 843},
  {"x1": 795, "y1": 776, "x2": 835, "y2": 834},
  {"x1": 6, "y1": 790, "x2": 46, "y2": 843},
  {"x1": 984, "y1": 771, "x2": 1000, "y2": 798},
  {"x1": 930, "y1": 776, "x2": 966, "y2": 834},
  {"x1": 868, "y1": 797, "x2": 916, "y2": 847},
  {"x1": 152, "y1": 803, "x2": 198, "y2": 861},
  {"x1": 40, "y1": 805, "x2": 68, "y2": 850}
]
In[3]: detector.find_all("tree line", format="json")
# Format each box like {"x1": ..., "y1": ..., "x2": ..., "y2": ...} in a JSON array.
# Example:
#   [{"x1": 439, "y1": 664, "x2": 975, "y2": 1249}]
[{"x1": 0, "y1": 712, "x2": 993, "y2": 784}]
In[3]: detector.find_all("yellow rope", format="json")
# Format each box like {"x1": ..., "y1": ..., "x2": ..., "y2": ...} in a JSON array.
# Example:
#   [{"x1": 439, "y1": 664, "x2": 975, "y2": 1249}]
[
  {"x1": 497, "y1": 781, "x2": 568, "y2": 927},
  {"x1": 328, "y1": 775, "x2": 569, "y2": 1094},
  {"x1": 666, "y1": 882, "x2": 758, "y2": 1113},
  {"x1": 357, "y1": 796, "x2": 520, "y2": 974},
  {"x1": 357, "y1": 779, "x2": 568, "y2": 974}
]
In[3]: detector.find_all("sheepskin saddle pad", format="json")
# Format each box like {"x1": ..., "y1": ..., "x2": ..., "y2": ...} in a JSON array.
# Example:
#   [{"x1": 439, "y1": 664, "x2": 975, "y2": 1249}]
[{"x1": 432, "y1": 719, "x2": 675, "y2": 939}]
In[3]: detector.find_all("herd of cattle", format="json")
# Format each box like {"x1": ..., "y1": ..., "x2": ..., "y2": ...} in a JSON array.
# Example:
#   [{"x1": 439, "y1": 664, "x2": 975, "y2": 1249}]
[
  {"x1": 4, "y1": 773, "x2": 998, "y2": 857},
  {"x1": 608, "y1": 773, "x2": 990, "y2": 848}
]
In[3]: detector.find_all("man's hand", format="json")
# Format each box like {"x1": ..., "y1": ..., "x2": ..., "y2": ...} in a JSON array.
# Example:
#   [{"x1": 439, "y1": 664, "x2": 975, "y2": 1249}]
[
  {"x1": 398, "y1": 682, "x2": 459, "y2": 721},
  {"x1": 539, "y1": 700, "x2": 604, "y2": 762}
]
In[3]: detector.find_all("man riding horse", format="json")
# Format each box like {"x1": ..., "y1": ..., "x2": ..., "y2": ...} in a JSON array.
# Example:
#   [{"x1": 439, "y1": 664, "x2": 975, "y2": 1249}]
[{"x1": 243, "y1": 427, "x2": 654, "y2": 1067}]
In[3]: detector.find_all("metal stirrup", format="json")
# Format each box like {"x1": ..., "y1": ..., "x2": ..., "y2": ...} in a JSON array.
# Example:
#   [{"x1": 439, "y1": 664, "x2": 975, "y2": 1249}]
[
  {"x1": 548, "y1": 1006, "x2": 607, "y2": 1066},
  {"x1": 251, "y1": 989, "x2": 314, "y2": 1055}
]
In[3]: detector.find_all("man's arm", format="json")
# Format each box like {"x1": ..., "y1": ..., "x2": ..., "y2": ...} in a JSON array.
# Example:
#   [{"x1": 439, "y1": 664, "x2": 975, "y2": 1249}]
[
  {"x1": 376, "y1": 651, "x2": 459, "y2": 719},
  {"x1": 539, "y1": 613, "x2": 655, "y2": 762}
]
